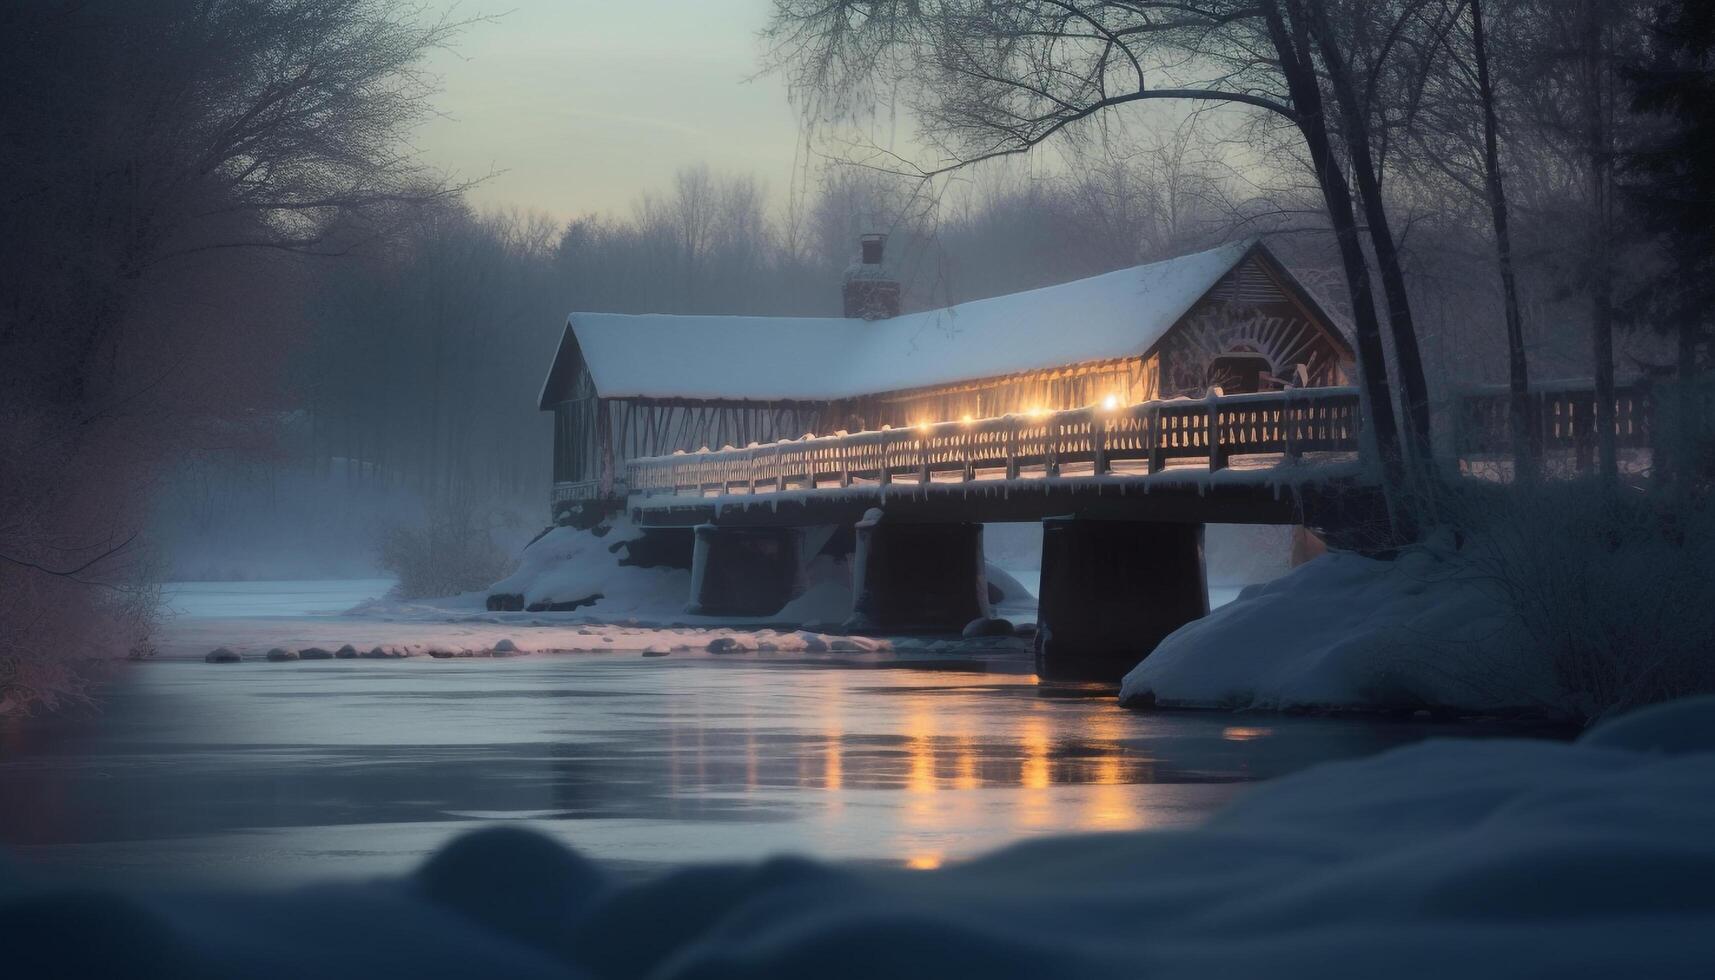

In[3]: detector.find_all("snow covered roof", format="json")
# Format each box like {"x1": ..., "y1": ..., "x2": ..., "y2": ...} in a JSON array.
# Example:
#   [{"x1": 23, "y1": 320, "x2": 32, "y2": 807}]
[{"x1": 541, "y1": 239, "x2": 1295, "y2": 407}]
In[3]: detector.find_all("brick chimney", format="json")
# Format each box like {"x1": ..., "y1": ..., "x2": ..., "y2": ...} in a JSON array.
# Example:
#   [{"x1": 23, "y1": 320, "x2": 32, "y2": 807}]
[{"x1": 842, "y1": 233, "x2": 901, "y2": 319}]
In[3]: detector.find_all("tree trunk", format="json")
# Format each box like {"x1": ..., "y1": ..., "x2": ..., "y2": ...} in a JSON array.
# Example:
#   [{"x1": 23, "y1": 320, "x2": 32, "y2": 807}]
[
  {"x1": 1265, "y1": 0, "x2": 1410, "y2": 525},
  {"x1": 1471, "y1": 0, "x2": 1534, "y2": 481},
  {"x1": 1304, "y1": 3, "x2": 1435, "y2": 481},
  {"x1": 1671, "y1": 317, "x2": 1702, "y2": 497},
  {"x1": 1585, "y1": 0, "x2": 1619, "y2": 483}
]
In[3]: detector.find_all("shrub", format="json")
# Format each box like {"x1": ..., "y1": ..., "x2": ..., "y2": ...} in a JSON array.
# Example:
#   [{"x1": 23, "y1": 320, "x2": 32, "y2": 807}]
[
  {"x1": 1451, "y1": 479, "x2": 1715, "y2": 724},
  {"x1": 375, "y1": 497, "x2": 517, "y2": 599}
]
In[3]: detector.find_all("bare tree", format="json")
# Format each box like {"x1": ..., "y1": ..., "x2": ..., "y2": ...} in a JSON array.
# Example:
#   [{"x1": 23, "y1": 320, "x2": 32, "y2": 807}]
[
  {"x1": 1490, "y1": 0, "x2": 1655, "y2": 483},
  {"x1": 1468, "y1": 0, "x2": 1533, "y2": 479},
  {"x1": 0, "y1": 0, "x2": 468, "y2": 712},
  {"x1": 765, "y1": 0, "x2": 1442, "y2": 514},
  {"x1": 1394, "y1": 0, "x2": 1536, "y2": 476}
]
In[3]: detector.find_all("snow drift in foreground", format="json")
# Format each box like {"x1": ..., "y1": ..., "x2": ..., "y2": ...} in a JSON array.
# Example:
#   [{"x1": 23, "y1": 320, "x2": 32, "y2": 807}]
[
  {"x1": 6, "y1": 697, "x2": 1713, "y2": 978},
  {"x1": 1121, "y1": 541, "x2": 1542, "y2": 714}
]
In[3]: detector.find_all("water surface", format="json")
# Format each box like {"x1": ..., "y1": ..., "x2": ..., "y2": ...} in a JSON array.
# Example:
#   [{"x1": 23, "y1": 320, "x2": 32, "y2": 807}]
[{"x1": 0, "y1": 654, "x2": 1540, "y2": 888}]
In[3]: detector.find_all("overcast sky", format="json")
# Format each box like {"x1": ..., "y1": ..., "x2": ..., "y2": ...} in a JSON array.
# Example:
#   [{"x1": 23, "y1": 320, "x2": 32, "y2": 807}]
[{"x1": 415, "y1": 1, "x2": 819, "y2": 222}]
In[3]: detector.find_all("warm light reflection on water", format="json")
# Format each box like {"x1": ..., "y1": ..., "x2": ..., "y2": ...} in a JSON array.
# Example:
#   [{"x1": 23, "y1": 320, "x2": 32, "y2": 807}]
[
  {"x1": 1020, "y1": 713, "x2": 1053, "y2": 790},
  {"x1": 1222, "y1": 726, "x2": 1275, "y2": 742},
  {"x1": 954, "y1": 735, "x2": 980, "y2": 790},
  {"x1": 0, "y1": 658, "x2": 1540, "y2": 886},
  {"x1": 823, "y1": 727, "x2": 843, "y2": 792}
]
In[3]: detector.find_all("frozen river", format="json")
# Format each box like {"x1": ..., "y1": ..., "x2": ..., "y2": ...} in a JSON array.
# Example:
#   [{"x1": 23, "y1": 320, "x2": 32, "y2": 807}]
[{"x1": 0, "y1": 580, "x2": 1543, "y2": 889}]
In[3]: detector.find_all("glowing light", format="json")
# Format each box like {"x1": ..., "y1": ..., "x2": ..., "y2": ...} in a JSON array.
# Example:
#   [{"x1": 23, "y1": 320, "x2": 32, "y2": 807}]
[
  {"x1": 960, "y1": 413, "x2": 974, "y2": 424},
  {"x1": 824, "y1": 730, "x2": 843, "y2": 791},
  {"x1": 905, "y1": 853, "x2": 944, "y2": 871},
  {"x1": 1222, "y1": 726, "x2": 1274, "y2": 742},
  {"x1": 954, "y1": 734, "x2": 980, "y2": 790},
  {"x1": 1102, "y1": 393, "x2": 1121, "y2": 412},
  {"x1": 907, "y1": 707, "x2": 937, "y2": 795},
  {"x1": 1027, "y1": 406, "x2": 1050, "y2": 419},
  {"x1": 1020, "y1": 715, "x2": 1051, "y2": 790},
  {"x1": 915, "y1": 420, "x2": 931, "y2": 434}
]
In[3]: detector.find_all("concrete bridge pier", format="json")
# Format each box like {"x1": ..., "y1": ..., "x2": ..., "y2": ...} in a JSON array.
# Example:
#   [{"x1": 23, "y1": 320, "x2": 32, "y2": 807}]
[
  {"x1": 1034, "y1": 517, "x2": 1209, "y2": 682},
  {"x1": 687, "y1": 524, "x2": 806, "y2": 617},
  {"x1": 843, "y1": 513, "x2": 990, "y2": 633}
]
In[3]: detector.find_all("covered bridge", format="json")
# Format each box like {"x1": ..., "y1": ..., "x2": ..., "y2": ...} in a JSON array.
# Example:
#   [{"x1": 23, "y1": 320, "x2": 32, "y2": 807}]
[{"x1": 538, "y1": 238, "x2": 1354, "y2": 515}]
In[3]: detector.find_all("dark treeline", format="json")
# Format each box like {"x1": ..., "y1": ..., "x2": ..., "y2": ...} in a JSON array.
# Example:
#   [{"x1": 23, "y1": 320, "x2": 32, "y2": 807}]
[{"x1": 2, "y1": 0, "x2": 463, "y2": 707}]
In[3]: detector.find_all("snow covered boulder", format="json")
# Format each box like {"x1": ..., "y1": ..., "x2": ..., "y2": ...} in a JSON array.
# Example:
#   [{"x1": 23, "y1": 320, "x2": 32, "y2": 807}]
[
  {"x1": 415, "y1": 825, "x2": 609, "y2": 951},
  {"x1": 524, "y1": 594, "x2": 601, "y2": 613},
  {"x1": 962, "y1": 616, "x2": 1016, "y2": 639},
  {"x1": 1579, "y1": 695, "x2": 1715, "y2": 755},
  {"x1": 1120, "y1": 544, "x2": 1541, "y2": 714},
  {"x1": 983, "y1": 564, "x2": 1038, "y2": 623},
  {"x1": 485, "y1": 518, "x2": 690, "y2": 621},
  {"x1": 203, "y1": 647, "x2": 240, "y2": 664},
  {"x1": 333, "y1": 644, "x2": 358, "y2": 659},
  {"x1": 707, "y1": 635, "x2": 760, "y2": 654},
  {"x1": 297, "y1": 647, "x2": 333, "y2": 661},
  {"x1": 264, "y1": 647, "x2": 299, "y2": 662}
]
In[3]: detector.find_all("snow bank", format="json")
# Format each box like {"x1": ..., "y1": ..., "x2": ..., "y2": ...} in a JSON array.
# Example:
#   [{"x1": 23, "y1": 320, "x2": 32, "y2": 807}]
[
  {"x1": 375, "y1": 518, "x2": 1035, "y2": 631},
  {"x1": 1120, "y1": 540, "x2": 1542, "y2": 713},
  {"x1": 7, "y1": 697, "x2": 1713, "y2": 978},
  {"x1": 486, "y1": 518, "x2": 689, "y2": 619}
]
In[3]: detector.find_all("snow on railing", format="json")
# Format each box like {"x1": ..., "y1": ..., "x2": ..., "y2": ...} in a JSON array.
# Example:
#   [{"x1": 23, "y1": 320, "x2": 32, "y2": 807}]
[
  {"x1": 627, "y1": 386, "x2": 1362, "y2": 499},
  {"x1": 550, "y1": 479, "x2": 606, "y2": 503}
]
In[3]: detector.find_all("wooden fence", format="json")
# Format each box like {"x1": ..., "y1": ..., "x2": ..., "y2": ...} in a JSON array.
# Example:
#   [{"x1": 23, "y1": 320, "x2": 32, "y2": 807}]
[
  {"x1": 1453, "y1": 381, "x2": 1655, "y2": 469},
  {"x1": 550, "y1": 479, "x2": 605, "y2": 503},
  {"x1": 625, "y1": 387, "x2": 1363, "y2": 499}
]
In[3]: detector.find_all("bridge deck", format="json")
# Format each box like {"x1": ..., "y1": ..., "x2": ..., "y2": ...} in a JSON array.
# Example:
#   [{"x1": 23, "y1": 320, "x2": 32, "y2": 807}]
[
  {"x1": 627, "y1": 457, "x2": 1376, "y2": 527},
  {"x1": 621, "y1": 387, "x2": 1382, "y2": 528}
]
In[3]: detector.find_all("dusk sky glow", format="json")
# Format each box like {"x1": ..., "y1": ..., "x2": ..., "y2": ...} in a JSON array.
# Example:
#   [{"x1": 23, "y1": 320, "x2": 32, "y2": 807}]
[{"x1": 416, "y1": 1, "x2": 823, "y2": 220}]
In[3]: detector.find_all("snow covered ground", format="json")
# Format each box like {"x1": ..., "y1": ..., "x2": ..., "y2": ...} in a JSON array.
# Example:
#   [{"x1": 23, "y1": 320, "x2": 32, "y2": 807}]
[
  {"x1": 153, "y1": 518, "x2": 1050, "y2": 666},
  {"x1": 154, "y1": 578, "x2": 1040, "y2": 670},
  {"x1": 7, "y1": 695, "x2": 1710, "y2": 977},
  {"x1": 164, "y1": 578, "x2": 398, "y2": 618},
  {"x1": 478, "y1": 518, "x2": 1042, "y2": 626},
  {"x1": 1121, "y1": 538, "x2": 1545, "y2": 715}
]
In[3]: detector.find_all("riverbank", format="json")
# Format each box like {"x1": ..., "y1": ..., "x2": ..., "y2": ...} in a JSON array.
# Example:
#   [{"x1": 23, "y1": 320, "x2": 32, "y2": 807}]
[{"x1": 1122, "y1": 541, "x2": 1542, "y2": 717}]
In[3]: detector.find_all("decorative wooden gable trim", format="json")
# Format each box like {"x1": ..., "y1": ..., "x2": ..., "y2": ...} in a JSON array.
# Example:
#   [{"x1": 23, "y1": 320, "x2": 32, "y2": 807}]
[{"x1": 1146, "y1": 247, "x2": 1354, "y2": 396}]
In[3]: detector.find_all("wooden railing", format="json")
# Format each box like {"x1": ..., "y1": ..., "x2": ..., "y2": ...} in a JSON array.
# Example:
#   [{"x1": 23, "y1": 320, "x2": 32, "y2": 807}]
[
  {"x1": 627, "y1": 387, "x2": 1363, "y2": 499},
  {"x1": 550, "y1": 479, "x2": 606, "y2": 503},
  {"x1": 1453, "y1": 381, "x2": 1654, "y2": 466}
]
